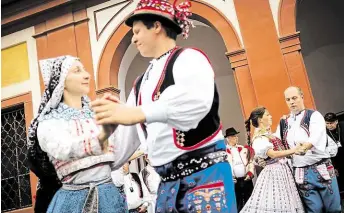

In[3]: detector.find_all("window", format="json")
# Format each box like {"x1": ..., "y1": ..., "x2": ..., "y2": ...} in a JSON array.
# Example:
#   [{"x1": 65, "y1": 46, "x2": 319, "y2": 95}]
[{"x1": 1, "y1": 104, "x2": 32, "y2": 212}]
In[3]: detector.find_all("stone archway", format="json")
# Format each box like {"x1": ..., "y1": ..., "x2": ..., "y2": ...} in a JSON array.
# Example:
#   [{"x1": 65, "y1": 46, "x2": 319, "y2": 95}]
[{"x1": 97, "y1": 0, "x2": 242, "y2": 89}]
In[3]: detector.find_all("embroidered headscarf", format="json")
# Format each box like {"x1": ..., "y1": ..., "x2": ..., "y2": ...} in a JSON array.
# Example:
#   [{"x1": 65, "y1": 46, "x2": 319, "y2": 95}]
[{"x1": 27, "y1": 55, "x2": 80, "y2": 179}]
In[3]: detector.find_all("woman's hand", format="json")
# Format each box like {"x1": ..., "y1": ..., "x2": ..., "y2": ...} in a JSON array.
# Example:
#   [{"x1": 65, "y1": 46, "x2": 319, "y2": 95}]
[{"x1": 294, "y1": 144, "x2": 306, "y2": 155}]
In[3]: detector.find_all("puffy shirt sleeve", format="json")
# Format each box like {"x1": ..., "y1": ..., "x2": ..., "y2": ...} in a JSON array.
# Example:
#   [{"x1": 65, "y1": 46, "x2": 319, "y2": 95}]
[
  {"x1": 252, "y1": 136, "x2": 273, "y2": 159},
  {"x1": 37, "y1": 119, "x2": 103, "y2": 161},
  {"x1": 108, "y1": 90, "x2": 141, "y2": 170},
  {"x1": 140, "y1": 49, "x2": 215, "y2": 131}
]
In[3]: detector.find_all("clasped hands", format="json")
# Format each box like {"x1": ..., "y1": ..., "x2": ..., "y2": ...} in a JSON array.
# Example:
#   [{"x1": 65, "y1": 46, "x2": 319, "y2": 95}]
[
  {"x1": 90, "y1": 93, "x2": 145, "y2": 126},
  {"x1": 294, "y1": 143, "x2": 308, "y2": 156}
]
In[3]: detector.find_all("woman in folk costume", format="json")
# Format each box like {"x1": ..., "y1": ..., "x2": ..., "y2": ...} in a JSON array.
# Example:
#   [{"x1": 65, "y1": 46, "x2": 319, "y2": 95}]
[
  {"x1": 27, "y1": 56, "x2": 138, "y2": 213},
  {"x1": 240, "y1": 107, "x2": 305, "y2": 213}
]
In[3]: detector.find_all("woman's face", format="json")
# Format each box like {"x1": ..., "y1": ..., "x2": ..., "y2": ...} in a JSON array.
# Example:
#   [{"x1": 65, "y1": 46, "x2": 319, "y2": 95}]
[
  {"x1": 64, "y1": 60, "x2": 90, "y2": 96},
  {"x1": 260, "y1": 110, "x2": 273, "y2": 128}
]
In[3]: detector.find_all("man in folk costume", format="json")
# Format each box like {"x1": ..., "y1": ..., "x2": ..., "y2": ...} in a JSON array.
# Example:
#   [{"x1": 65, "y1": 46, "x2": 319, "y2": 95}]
[
  {"x1": 224, "y1": 127, "x2": 254, "y2": 211},
  {"x1": 277, "y1": 86, "x2": 341, "y2": 213},
  {"x1": 91, "y1": 0, "x2": 237, "y2": 212}
]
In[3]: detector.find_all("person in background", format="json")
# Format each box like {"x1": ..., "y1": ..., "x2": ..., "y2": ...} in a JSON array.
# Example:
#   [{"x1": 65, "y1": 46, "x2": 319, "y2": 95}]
[
  {"x1": 241, "y1": 106, "x2": 305, "y2": 213},
  {"x1": 225, "y1": 127, "x2": 254, "y2": 211},
  {"x1": 123, "y1": 162, "x2": 149, "y2": 213},
  {"x1": 325, "y1": 112, "x2": 344, "y2": 200},
  {"x1": 277, "y1": 87, "x2": 341, "y2": 213},
  {"x1": 139, "y1": 155, "x2": 161, "y2": 213}
]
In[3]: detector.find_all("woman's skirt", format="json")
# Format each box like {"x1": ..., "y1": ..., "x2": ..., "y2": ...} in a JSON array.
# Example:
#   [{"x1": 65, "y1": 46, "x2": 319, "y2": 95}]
[
  {"x1": 47, "y1": 182, "x2": 128, "y2": 213},
  {"x1": 240, "y1": 160, "x2": 304, "y2": 213}
]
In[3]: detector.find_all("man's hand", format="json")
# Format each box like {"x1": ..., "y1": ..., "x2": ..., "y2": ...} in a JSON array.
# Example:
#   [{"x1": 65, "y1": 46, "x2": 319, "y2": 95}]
[
  {"x1": 294, "y1": 143, "x2": 306, "y2": 155},
  {"x1": 233, "y1": 178, "x2": 237, "y2": 184},
  {"x1": 138, "y1": 203, "x2": 148, "y2": 213},
  {"x1": 90, "y1": 99, "x2": 146, "y2": 125},
  {"x1": 293, "y1": 142, "x2": 313, "y2": 155}
]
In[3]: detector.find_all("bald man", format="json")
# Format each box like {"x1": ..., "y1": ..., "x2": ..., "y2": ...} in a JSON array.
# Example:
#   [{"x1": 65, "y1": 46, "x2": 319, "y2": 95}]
[{"x1": 276, "y1": 86, "x2": 341, "y2": 213}]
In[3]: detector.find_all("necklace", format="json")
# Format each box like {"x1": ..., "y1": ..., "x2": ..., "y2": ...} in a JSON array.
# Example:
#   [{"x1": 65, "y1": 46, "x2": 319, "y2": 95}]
[
  {"x1": 145, "y1": 47, "x2": 176, "y2": 81},
  {"x1": 328, "y1": 125, "x2": 341, "y2": 144}
]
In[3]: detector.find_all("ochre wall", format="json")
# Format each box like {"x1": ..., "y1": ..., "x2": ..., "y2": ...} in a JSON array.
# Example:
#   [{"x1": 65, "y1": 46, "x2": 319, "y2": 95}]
[
  {"x1": 34, "y1": 9, "x2": 96, "y2": 99},
  {"x1": 278, "y1": 0, "x2": 315, "y2": 110},
  {"x1": 232, "y1": 0, "x2": 315, "y2": 128},
  {"x1": 2, "y1": 43, "x2": 30, "y2": 87}
]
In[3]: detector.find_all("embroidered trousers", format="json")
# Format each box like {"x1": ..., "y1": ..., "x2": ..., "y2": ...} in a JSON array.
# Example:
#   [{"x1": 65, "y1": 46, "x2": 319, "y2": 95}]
[
  {"x1": 154, "y1": 141, "x2": 237, "y2": 213},
  {"x1": 296, "y1": 160, "x2": 341, "y2": 213}
]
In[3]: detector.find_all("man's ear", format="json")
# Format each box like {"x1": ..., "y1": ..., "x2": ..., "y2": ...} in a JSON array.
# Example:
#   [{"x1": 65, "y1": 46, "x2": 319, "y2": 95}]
[{"x1": 154, "y1": 21, "x2": 162, "y2": 33}]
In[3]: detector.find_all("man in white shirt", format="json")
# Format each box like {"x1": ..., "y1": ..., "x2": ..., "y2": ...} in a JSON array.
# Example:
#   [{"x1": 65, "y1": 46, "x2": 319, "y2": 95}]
[
  {"x1": 277, "y1": 86, "x2": 341, "y2": 213},
  {"x1": 91, "y1": 0, "x2": 237, "y2": 212},
  {"x1": 225, "y1": 127, "x2": 254, "y2": 211}
]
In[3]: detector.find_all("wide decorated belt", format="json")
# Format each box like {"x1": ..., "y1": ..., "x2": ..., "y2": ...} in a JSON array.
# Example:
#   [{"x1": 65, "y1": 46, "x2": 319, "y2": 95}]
[{"x1": 159, "y1": 150, "x2": 227, "y2": 182}]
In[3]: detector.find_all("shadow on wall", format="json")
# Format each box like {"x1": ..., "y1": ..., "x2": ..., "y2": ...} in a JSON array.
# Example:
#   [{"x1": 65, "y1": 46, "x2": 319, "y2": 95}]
[{"x1": 296, "y1": 0, "x2": 344, "y2": 115}]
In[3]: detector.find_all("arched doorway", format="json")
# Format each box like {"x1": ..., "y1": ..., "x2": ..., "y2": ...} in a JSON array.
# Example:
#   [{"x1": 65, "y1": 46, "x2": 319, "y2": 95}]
[{"x1": 97, "y1": 0, "x2": 242, "y2": 88}]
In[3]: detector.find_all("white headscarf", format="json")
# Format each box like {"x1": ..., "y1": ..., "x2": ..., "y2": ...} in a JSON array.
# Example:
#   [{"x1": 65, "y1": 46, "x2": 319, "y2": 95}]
[{"x1": 27, "y1": 55, "x2": 79, "y2": 179}]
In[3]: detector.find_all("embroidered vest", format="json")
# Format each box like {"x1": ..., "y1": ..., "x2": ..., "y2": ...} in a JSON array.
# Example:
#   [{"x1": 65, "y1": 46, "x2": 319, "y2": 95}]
[
  {"x1": 279, "y1": 109, "x2": 315, "y2": 149},
  {"x1": 133, "y1": 47, "x2": 222, "y2": 150}
]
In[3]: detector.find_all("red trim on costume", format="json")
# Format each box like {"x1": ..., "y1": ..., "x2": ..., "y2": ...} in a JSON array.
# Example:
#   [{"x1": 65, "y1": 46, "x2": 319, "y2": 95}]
[
  {"x1": 76, "y1": 120, "x2": 88, "y2": 154},
  {"x1": 151, "y1": 46, "x2": 180, "y2": 101},
  {"x1": 173, "y1": 123, "x2": 223, "y2": 151},
  {"x1": 238, "y1": 146, "x2": 242, "y2": 152},
  {"x1": 244, "y1": 145, "x2": 255, "y2": 158},
  {"x1": 226, "y1": 148, "x2": 231, "y2": 154},
  {"x1": 189, "y1": 182, "x2": 224, "y2": 193},
  {"x1": 247, "y1": 171, "x2": 254, "y2": 178},
  {"x1": 108, "y1": 145, "x2": 115, "y2": 153},
  {"x1": 55, "y1": 161, "x2": 73, "y2": 169},
  {"x1": 80, "y1": 122, "x2": 93, "y2": 155}
]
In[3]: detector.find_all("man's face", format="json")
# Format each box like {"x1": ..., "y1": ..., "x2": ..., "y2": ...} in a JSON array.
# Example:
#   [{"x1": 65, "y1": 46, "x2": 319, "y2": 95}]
[
  {"x1": 326, "y1": 120, "x2": 338, "y2": 131},
  {"x1": 227, "y1": 135, "x2": 238, "y2": 145},
  {"x1": 131, "y1": 20, "x2": 158, "y2": 57},
  {"x1": 284, "y1": 88, "x2": 304, "y2": 114}
]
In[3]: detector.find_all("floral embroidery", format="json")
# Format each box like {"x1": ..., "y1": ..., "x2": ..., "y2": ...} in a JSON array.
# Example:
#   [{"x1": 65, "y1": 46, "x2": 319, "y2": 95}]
[{"x1": 186, "y1": 182, "x2": 228, "y2": 213}]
